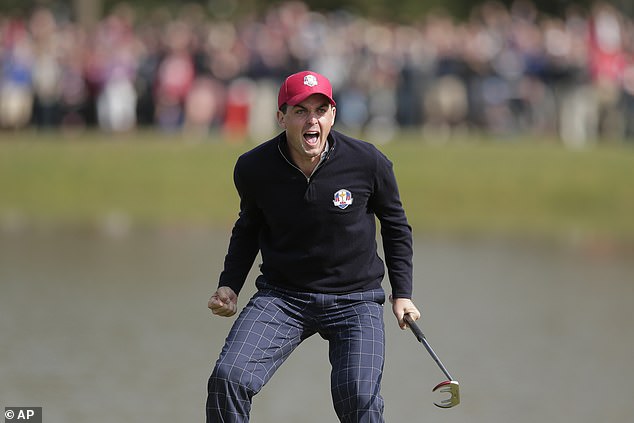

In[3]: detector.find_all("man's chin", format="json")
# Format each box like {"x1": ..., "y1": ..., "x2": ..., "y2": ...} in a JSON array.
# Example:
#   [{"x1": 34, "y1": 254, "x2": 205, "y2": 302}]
[{"x1": 302, "y1": 142, "x2": 324, "y2": 155}]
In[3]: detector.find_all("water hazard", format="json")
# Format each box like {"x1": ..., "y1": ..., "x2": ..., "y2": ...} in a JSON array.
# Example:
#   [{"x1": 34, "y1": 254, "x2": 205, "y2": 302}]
[{"x1": 1, "y1": 230, "x2": 632, "y2": 422}]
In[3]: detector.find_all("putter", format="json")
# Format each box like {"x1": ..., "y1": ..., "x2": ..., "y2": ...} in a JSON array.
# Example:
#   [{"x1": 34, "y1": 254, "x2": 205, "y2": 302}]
[{"x1": 404, "y1": 314, "x2": 460, "y2": 408}]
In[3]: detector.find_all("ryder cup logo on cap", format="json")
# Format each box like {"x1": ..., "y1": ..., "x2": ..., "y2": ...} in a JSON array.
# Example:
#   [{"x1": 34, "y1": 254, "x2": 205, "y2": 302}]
[
  {"x1": 304, "y1": 74, "x2": 318, "y2": 87},
  {"x1": 333, "y1": 189, "x2": 353, "y2": 209},
  {"x1": 278, "y1": 71, "x2": 336, "y2": 109}
]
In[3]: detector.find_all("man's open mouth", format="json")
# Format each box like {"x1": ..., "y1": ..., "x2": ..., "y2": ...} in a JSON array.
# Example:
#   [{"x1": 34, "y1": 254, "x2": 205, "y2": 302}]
[{"x1": 303, "y1": 131, "x2": 320, "y2": 146}]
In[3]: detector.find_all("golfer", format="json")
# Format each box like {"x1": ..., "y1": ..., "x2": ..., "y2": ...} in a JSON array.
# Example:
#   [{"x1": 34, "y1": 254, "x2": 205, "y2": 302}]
[{"x1": 206, "y1": 70, "x2": 421, "y2": 423}]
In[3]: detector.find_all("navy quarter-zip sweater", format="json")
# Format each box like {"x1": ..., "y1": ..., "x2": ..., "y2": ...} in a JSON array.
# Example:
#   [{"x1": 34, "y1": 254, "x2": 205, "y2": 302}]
[{"x1": 218, "y1": 130, "x2": 413, "y2": 298}]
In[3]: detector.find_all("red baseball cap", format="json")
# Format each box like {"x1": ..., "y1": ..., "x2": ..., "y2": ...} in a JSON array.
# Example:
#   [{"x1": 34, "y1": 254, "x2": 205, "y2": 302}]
[{"x1": 278, "y1": 71, "x2": 336, "y2": 110}]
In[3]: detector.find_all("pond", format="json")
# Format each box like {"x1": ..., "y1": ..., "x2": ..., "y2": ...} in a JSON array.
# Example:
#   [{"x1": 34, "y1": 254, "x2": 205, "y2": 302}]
[{"x1": 1, "y1": 230, "x2": 632, "y2": 422}]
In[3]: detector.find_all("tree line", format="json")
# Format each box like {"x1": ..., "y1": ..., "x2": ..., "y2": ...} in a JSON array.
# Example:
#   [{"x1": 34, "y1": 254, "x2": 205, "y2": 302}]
[{"x1": 2, "y1": 0, "x2": 633, "y2": 23}]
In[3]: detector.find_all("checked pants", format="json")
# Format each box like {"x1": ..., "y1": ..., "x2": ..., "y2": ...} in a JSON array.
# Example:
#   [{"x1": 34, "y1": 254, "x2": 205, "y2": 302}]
[{"x1": 206, "y1": 280, "x2": 386, "y2": 423}]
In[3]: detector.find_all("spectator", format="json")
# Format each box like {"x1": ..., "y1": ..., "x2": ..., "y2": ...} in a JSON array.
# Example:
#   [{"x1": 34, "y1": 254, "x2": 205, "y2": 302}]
[
  {"x1": 0, "y1": 18, "x2": 33, "y2": 129},
  {"x1": 30, "y1": 7, "x2": 62, "y2": 129}
]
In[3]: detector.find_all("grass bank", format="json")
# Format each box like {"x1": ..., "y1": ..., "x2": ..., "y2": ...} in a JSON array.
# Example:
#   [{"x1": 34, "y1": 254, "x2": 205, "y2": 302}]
[{"x1": 1, "y1": 132, "x2": 633, "y2": 241}]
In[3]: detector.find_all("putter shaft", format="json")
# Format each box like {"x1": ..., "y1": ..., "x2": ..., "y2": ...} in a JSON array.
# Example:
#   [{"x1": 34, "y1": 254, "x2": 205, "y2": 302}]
[{"x1": 404, "y1": 314, "x2": 453, "y2": 381}]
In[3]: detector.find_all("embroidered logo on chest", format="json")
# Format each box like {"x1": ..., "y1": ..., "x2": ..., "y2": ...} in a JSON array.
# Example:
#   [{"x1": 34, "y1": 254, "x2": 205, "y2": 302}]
[{"x1": 333, "y1": 189, "x2": 353, "y2": 209}]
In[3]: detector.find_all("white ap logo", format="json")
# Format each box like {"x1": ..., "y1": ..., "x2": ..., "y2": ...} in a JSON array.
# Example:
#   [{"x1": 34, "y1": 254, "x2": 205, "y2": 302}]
[
  {"x1": 303, "y1": 74, "x2": 318, "y2": 87},
  {"x1": 17, "y1": 410, "x2": 34, "y2": 419},
  {"x1": 4, "y1": 408, "x2": 38, "y2": 420}
]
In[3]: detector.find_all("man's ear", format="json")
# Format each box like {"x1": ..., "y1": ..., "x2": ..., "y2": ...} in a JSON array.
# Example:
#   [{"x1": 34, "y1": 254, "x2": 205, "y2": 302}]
[
  {"x1": 331, "y1": 106, "x2": 336, "y2": 126},
  {"x1": 277, "y1": 110, "x2": 286, "y2": 128}
]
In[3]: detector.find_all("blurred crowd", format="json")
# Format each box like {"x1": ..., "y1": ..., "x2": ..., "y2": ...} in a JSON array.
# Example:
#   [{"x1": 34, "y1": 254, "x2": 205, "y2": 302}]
[{"x1": 1, "y1": 0, "x2": 634, "y2": 146}]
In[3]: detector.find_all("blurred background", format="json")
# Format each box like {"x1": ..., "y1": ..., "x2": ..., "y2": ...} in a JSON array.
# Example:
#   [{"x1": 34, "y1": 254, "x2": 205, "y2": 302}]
[
  {"x1": 1, "y1": 1, "x2": 633, "y2": 423},
  {"x1": 1, "y1": 0, "x2": 634, "y2": 143}
]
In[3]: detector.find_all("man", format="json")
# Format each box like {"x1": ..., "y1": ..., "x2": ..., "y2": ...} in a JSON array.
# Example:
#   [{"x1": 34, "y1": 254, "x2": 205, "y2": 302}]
[{"x1": 206, "y1": 70, "x2": 421, "y2": 423}]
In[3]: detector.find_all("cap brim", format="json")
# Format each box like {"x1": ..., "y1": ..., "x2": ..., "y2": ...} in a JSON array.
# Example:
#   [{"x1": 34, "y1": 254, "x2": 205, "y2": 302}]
[{"x1": 285, "y1": 91, "x2": 336, "y2": 107}]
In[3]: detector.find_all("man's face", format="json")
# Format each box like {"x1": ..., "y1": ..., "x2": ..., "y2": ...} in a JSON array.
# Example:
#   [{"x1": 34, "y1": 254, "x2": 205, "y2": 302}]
[{"x1": 277, "y1": 94, "x2": 336, "y2": 166}]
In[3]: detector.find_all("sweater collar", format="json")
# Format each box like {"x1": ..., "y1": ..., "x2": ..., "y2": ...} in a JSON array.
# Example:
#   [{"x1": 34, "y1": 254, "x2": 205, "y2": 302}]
[{"x1": 277, "y1": 130, "x2": 337, "y2": 163}]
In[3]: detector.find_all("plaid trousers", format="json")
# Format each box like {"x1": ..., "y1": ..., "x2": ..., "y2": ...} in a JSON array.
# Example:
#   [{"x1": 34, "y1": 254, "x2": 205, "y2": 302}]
[{"x1": 206, "y1": 280, "x2": 386, "y2": 423}]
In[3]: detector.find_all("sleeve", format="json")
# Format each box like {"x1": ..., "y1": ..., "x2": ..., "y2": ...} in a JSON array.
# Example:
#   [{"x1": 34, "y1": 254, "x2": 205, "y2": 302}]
[
  {"x1": 217, "y1": 158, "x2": 263, "y2": 295},
  {"x1": 370, "y1": 151, "x2": 414, "y2": 299}
]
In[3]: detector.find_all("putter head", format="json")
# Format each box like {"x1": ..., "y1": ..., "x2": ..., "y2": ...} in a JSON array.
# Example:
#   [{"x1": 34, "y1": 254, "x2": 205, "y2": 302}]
[{"x1": 432, "y1": 380, "x2": 460, "y2": 408}]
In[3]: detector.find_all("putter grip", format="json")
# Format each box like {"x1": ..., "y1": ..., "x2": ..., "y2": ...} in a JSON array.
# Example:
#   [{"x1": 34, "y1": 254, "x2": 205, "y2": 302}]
[{"x1": 404, "y1": 314, "x2": 426, "y2": 341}]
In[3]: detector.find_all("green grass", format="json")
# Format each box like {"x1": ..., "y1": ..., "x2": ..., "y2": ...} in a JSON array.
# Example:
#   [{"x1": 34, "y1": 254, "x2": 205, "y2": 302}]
[
  {"x1": 1, "y1": 131, "x2": 633, "y2": 240},
  {"x1": 384, "y1": 140, "x2": 634, "y2": 239},
  {"x1": 0, "y1": 132, "x2": 242, "y2": 228}
]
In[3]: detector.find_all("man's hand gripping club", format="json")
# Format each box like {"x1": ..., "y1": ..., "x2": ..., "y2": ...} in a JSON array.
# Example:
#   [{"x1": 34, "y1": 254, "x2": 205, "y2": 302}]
[{"x1": 389, "y1": 295, "x2": 421, "y2": 329}]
